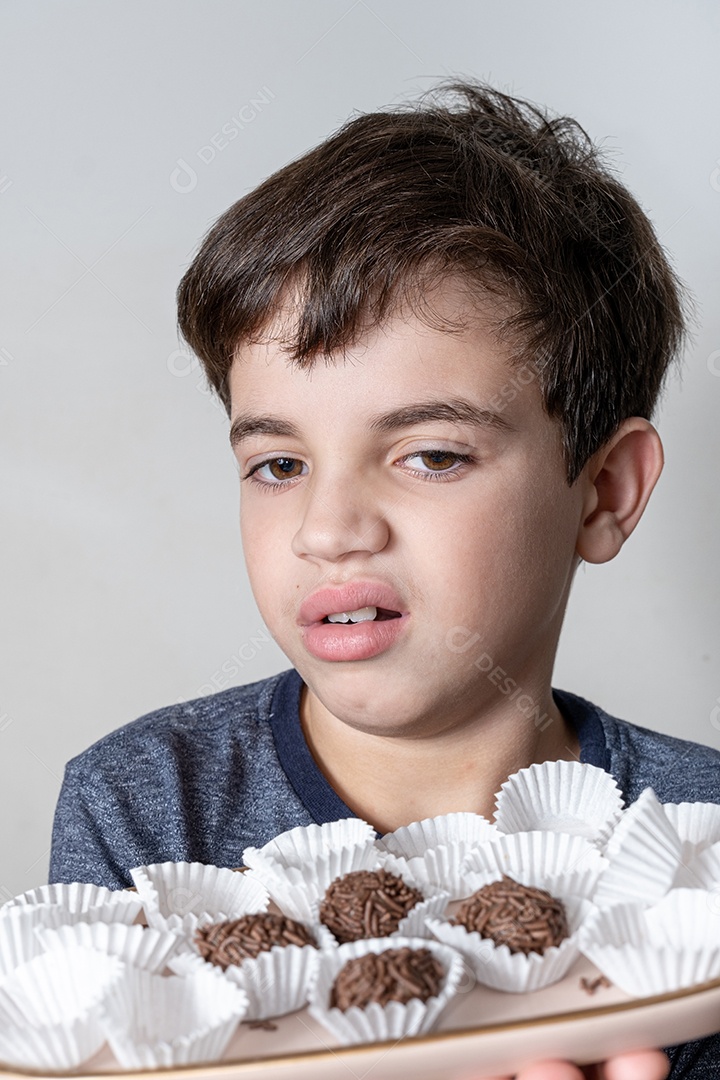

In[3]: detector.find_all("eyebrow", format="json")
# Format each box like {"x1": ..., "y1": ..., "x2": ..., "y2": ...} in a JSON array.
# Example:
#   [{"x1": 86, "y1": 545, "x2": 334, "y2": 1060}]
[
  {"x1": 229, "y1": 398, "x2": 514, "y2": 448},
  {"x1": 369, "y1": 400, "x2": 514, "y2": 436}
]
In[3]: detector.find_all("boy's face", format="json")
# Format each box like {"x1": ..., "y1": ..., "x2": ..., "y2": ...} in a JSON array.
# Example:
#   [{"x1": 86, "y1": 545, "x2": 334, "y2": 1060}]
[{"x1": 229, "y1": 280, "x2": 588, "y2": 740}]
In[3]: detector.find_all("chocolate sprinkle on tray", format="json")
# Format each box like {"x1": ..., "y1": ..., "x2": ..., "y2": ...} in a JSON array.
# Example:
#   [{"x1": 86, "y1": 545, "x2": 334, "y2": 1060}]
[
  {"x1": 452, "y1": 875, "x2": 569, "y2": 955},
  {"x1": 320, "y1": 869, "x2": 424, "y2": 944},
  {"x1": 331, "y1": 947, "x2": 445, "y2": 1011},
  {"x1": 580, "y1": 974, "x2": 611, "y2": 995},
  {"x1": 195, "y1": 912, "x2": 317, "y2": 970}
]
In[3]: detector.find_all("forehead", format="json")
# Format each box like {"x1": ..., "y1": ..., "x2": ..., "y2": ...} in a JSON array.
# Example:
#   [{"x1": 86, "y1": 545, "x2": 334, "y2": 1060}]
[{"x1": 229, "y1": 278, "x2": 534, "y2": 413}]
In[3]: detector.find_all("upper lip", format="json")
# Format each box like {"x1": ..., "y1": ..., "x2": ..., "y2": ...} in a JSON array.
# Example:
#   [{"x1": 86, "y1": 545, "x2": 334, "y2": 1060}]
[{"x1": 298, "y1": 581, "x2": 408, "y2": 626}]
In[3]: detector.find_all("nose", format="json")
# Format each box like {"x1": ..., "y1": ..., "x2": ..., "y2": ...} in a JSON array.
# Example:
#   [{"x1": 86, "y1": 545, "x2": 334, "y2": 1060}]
[{"x1": 291, "y1": 471, "x2": 391, "y2": 562}]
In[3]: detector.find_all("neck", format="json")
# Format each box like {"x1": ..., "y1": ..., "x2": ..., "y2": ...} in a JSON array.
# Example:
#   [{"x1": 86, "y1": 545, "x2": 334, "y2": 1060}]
[{"x1": 299, "y1": 681, "x2": 580, "y2": 833}]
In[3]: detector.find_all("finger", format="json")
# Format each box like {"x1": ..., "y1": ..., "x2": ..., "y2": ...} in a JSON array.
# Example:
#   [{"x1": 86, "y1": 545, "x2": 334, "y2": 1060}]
[
  {"x1": 599, "y1": 1049, "x2": 670, "y2": 1080},
  {"x1": 512, "y1": 1062, "x2": 586, "y2": 1080},
  {"x1": 456, "y1": 1066, "x2": 579, "y2": 1080}
]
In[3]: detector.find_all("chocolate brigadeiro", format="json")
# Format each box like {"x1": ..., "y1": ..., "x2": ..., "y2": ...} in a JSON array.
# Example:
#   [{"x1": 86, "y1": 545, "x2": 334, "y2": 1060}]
[
  {"x1": 320, "y1": 869, "x2": 424, "y2": 944},
  {"x1": 195, "y1": 912, "x2": 317, "y2": 970},
  {"x1": 331, "y1": 947, "x2": 445, "y2": 1011},
  {"x1": 452, "y1": 875, "x2": 569, "y2": 955}
]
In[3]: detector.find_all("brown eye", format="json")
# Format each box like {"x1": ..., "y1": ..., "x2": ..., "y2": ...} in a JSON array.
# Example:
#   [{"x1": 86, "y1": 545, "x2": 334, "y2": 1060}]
[
  {"x1": 267, "y1": 458, "x2": 303, "y2": 480},
  {"x1": 420, "y1": 451, "x2": 457, "y2": 471}
]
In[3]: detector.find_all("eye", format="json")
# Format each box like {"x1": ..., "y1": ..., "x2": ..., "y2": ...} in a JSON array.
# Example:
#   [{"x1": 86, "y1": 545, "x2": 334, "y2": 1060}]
[
  {"x1": 399, "y1": 449, "x2": 474, "y2": 480},
  {"x1": 242, "y1": 457, "x2": 306, "y2": 490}
]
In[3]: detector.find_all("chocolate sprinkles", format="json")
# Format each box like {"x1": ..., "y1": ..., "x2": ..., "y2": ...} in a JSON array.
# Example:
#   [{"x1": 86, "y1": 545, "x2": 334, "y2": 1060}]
[
  {"x1": 320, "y1": 869, "x2": 423, "y2": 944},
  {"x1": 330, "y1": 947, "x2": 445, "y2": 1010},
  {"x1": 452, "y1": 875, "x2": 569, "y2": 955},
  {"x1": 195, "y1": 912, "x2": 317, "y2": 969}
]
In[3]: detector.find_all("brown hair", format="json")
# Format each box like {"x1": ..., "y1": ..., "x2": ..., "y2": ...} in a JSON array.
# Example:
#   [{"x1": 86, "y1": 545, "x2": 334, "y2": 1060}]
[{"x1": 177, "y1": 82, "x2": 686, "y2": 483}]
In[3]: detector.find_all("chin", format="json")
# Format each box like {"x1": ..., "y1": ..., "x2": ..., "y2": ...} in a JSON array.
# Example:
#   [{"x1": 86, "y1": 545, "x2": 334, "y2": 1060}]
[{"x1": 325, "y1": 690, "x2": 441, "y2": 740}]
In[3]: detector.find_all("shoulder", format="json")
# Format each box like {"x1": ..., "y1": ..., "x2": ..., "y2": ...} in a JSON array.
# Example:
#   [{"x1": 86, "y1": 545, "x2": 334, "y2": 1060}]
[
  {"x1": 63, "y1": 670, "x2": 291, "y2": 781},
  {"x1": 612, "y1": 720, "x2": 720, "y2": 804},
  {"x1": 567, "y1": 689, "x2": 720, "y2": 806},
  {"x1": 52, "y1": 668, "x2": 307, "y2": 884}
]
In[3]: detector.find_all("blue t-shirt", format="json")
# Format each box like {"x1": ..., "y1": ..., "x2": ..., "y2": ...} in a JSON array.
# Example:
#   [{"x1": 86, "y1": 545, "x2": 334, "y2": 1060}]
[{"x1": 50, "y1": 668, "x2": 720, "y2": 1077}]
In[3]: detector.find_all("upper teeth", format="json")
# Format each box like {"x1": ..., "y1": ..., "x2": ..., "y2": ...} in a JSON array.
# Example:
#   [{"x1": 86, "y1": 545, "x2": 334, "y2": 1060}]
[{"x1": 326, "y1": 606, "x2": 377, "y2": 623}]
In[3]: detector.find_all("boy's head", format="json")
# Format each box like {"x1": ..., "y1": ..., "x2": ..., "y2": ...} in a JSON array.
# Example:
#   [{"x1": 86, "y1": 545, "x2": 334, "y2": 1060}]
[
  {"x1": 177, "y1": 81, "x2": 686, "y2": 485},
  {"x1": 174, "y1": 83, "x2": 680, "y2": 744}
]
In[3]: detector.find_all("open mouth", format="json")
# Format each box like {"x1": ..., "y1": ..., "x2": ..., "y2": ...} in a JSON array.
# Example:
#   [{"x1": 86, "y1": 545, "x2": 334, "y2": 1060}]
[{"x1": 321, "y1": 607, "x2": 402, "y2": 624}]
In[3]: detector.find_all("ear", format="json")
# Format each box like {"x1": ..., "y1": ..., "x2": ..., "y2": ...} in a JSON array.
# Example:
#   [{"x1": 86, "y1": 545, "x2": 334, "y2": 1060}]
[{"x1": 576, "y1": 418, "x2": 664, "y2": 564}]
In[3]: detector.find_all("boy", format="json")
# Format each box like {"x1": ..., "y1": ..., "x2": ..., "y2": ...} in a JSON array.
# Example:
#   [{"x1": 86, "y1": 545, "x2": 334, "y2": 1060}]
[{"x1": 50, "y1": 84, "x2": 719, "y2": 1078}]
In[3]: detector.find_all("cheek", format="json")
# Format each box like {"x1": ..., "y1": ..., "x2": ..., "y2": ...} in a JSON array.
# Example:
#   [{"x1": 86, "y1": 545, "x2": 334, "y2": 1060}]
[
  {"x1": 240, "y1": 505, "x2": 283, "y2": 592},
  {"x1": 442, "y1": 474, "x2": 578, "y2": 616}
]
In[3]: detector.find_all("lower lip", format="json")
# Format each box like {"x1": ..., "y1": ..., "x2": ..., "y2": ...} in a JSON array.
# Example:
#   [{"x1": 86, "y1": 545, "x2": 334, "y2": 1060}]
[{"x1": 301, "y1": 616, "x2": 408, "y2": 661}]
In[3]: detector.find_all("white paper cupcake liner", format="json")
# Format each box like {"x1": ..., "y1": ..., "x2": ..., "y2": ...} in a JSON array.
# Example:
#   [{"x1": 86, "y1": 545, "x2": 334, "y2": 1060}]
[
  {"x1": 427, "y1": 890, "x2": 589, "y2": 993},
  {"x1": 168, "y1": 941, "x2": 320, "y2": 1020},
  {"x1": 677, "y1": 839, "x2": 720, "y2": 891},
  {"x1": 663, "y1": 802, "x2": 720, "y2": 852},
  {"x1": 242, "y1": 819, "x2": 378, "y2": 924},
  {"x1": 375, "y1": 814, "x2": 500, "y2": 901},
  {"x1": 37, "y1": 921, "x2": 181, "y2": 974},
  {"x1": 579, "y1": 891, "x2": 720, "y2": 996},
  {"x1": 130, "y1": 861, "x2": 269, "y2": 936},
  {"x1": 244, "y1": 818, "x2": 375, "y2": 870},
  {"x1": 307, "y1": 935, "x2": 465, "y2": 1045},
  {"x1": 3, "y1": 882, "x2": 143, "y2": 925},
  {"x1": 494, "y1": 760, "x2": 623, "y2": 848},
  {"x1": 245, "y1": 848, "x2": 381, "y2": 923},
  {"x1": 378, "y1": 813, "x2": 498, "y2": 859},
  {"x1": 230, "y1": 943, "x2": 320, "y2": 1020},
  {"x1": 98, "y1": 965, "x2": 248, "y2": 1069},
  {"x1": 380, "y1": 845, "x2": 480, "y2": 901},
  {"x1": 593, "y1": 788, "x2": 683, "y2": 908},
  {"x1": 168, "y1": 909, "x2": 333, "y2": 1021},
  {"x1": 0, "y1": 906, "x2": 58, "y2": 978},
  {"x1": 643, "y1": 888, "x2": 720, "y2": 950},
  {"x1": 664, "y1": 804, "x2": 720, "y2": 884},
  {"x1": 0, "y1": 946, "x2": 124, "y2": 1071},
  {"x1": 460, "y1": 831, "x2": 607, "y2": 901}
]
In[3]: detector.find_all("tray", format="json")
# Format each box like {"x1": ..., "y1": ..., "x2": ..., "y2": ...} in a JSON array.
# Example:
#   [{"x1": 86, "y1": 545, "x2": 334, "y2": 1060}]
[{"x1": 3, "y1": 956, "x2": 720, "y2": 1080}]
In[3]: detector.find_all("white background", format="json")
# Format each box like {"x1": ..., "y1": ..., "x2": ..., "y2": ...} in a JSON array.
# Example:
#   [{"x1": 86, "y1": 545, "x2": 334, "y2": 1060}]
[{"x1": 1, "y1": 0, "x2": 719, "y2": 898}]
